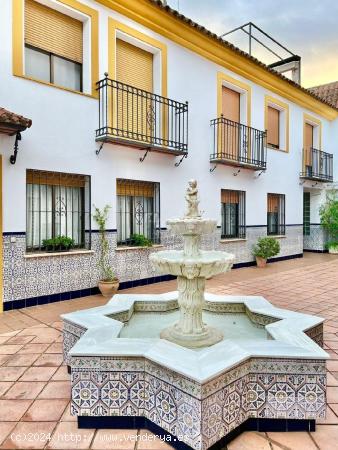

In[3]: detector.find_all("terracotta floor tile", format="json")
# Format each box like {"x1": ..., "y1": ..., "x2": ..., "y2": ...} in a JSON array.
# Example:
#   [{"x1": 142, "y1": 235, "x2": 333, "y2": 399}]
[
  {"x1": 1, "y1": 421, "x2": 57, "y2": 449},
  {"x1": 33, "y1": 354, "x2": 63, "y2": 367},
  {"x1": 0, "y1": 366, "x2": 27, "y2": 381},
  {"x1": 51, "y1": 366, "x2": 70, "y2": 381},
  {"x1": 5, "y1": 353, "x2": 40, "y2": 367},
  {"x1": 311, "y1": 424, "x2": 338, "y2": 449},
  {"x1": 38, "y1": 381, "x2": 71, "y2": 399},
  {"x1": 0, "y1": 399, "x2": 32, "y2": 421},
  {"x1": 45, "y1": 343, "x2": 63, "y2": 354},
  {"x1": 46, "y1": 422, "x2": 94, "y2": 449},
  {"x1": 319, "y1": 405, "x2": 338, "y2": 424},
  {"x1": 136, "y1": 429, "x2": 173, "y2": 449},
  {"x1": 3, "y1": 381, "x2": 46, "y2": 400},
  {"x1": 20, "y1": 366, "x2": 57, "y2": 382},
  {"x1": 0, "y1": 381, "x2": 14, "y2": 397},
  {"x1": 60, "y1": 402, "x2": 77, "y2": 422},
  {"x1": 91, "y1": 429, "x2": 136, "y2": 449},
  {"x1": 267, "y1": 431, "x2": 317, "y2": 449},
  {"x1": 6, "y1": 336, "x2": 35, "y2": 345},
  {"x1": 0, "y1": 355, "x2": 10, "y2": 366},
  {"x1": 0, "y1": 423, "x2": 16, "y2": 446},
  {"x1": 18, "y1": 343, "x2": 50, "y2": 354},
  {"x1": 0, "y1": 344, "x2": 23, "y2": 355},
  {"x1": 327, "y1": 386, "x2": 338, "y2": 403},
  {"x1": 22, "y1": 399, "x2": 68, "y2": 422},
  {"x1": 228, "y1": 432, "x2": 271, "y2": 450}
]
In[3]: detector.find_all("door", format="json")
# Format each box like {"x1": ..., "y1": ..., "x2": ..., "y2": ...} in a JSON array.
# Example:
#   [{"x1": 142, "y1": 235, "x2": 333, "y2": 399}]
[
  {"x1": 221, "y1": 86, "x2": 240, "y2": 160},
  {"x1": 116, "y1": 39, "x2": 154, "y2": 142},
  {"x1": 304, "y1": 123, "x2": 314, "y2": 176}
]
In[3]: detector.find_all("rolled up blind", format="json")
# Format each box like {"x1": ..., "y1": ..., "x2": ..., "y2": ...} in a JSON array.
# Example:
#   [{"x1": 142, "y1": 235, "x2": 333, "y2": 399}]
[
  {"x1": 27, "y1": 170, "x2": 86, "y2": 188},
  {"x1": 117, "y1": 180, "x2": 154, "y2": 198},
  {"x1": 25, "y1": 0, "x2": 83, "y2": 63}
]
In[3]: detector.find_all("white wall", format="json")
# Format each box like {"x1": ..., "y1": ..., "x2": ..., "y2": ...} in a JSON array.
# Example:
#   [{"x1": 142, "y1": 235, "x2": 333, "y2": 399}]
[{"x1": 1, "y1": 0, "x2": 337, "y2": 233}]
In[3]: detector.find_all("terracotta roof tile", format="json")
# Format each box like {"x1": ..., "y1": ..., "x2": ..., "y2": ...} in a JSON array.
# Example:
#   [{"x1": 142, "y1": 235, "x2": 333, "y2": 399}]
[
  {"x1": 309, "y1": 81, "x2": 338, "y2": 108},
  {"x1": 149, "y1": 0, "x2": 338, "y2": 111},
  {"x1": 0, "y1": 107, "x2": 32, "y2": 130}
]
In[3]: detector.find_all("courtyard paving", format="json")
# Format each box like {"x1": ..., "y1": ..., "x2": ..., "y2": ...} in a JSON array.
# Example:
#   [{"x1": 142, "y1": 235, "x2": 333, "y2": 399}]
[{"x1": 0, "y1": 253, "x2": 337, "y2": 449}]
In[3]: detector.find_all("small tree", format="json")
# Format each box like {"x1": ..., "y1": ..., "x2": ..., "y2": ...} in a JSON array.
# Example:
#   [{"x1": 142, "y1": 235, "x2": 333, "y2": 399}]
[
  {"x1": 93, "y1": 205, "x2": 116, "y2": 281},
  {"x1": 319, "y1": 192, "x2": 338, "y2": 249}
]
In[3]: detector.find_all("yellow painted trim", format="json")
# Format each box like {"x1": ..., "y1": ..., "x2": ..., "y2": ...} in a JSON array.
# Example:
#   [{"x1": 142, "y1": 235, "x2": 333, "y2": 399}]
[
  {"x1": 107, "y1": 17, "x2": 167, "y2": 97},
  {"x1": 14, "y1": 74, "x2": 98, "y2": 98},
  {"x1": 0, "y1": 155, "x2": 3, "y2": 313},
  {"x1": 12, "y1": 0, "x2": 99, "y2": 97},
  {"x1": 303, "y1": 113, "x2": 322, "y2": 149},
  {"x1": 97, "y1": 0, "x2": 337, "y2": 121},
  {"x1": 217, "y1": 72, "x2": 251, "y2": 126},
  {"x1": 264, "y1": 95, "x2": 289, "y2": 153}
]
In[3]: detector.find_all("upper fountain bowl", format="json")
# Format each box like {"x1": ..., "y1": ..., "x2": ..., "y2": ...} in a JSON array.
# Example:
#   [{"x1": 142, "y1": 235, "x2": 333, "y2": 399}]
[{"x1": 167, "y1": 217, "x2": 217, "y2": 236}]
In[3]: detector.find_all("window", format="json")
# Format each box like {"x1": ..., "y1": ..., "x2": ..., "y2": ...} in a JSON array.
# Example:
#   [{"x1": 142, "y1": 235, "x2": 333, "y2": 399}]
[
  {"x1": 24, "y1": 0, "x2": 83, "y2": 91},
  {"x1": 117, "y1": 179, "x2": 160, "y2": 245},
  {"x1": 26, "y1": 170, "x2": 91, "y2": 251},
  {"x1": 303, "y1": 192, "x2": 310, "y2": 236},
  {"x1": 267, "y1": 193, "x2": 285, "y2": 236},
  {"x1": 267, "y1": 106, "x2": 280, "y2": 148},
  {"x1": 221, "y1": 190, "x2": 246, "y2": 239}
]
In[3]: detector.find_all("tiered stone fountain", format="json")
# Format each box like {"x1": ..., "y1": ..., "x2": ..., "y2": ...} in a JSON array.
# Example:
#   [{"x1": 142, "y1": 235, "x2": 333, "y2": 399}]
[{"x1": 62, "y1": 181, "x2": 328, "y2": 450}]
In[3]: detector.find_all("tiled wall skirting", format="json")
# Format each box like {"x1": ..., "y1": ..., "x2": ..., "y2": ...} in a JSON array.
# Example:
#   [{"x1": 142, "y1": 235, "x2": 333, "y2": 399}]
[
  {"x1": 303, "y1": 225, "x2": 328, "y2": 252},
  {"x1": 3, "y1": 225, "x2": 303, "y2": 310}
]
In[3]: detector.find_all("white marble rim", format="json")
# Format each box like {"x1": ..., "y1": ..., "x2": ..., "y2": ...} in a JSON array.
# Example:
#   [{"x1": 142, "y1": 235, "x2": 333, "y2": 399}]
[{"x1": 63, "y1": 292, "x2": 328, "y2": 383}]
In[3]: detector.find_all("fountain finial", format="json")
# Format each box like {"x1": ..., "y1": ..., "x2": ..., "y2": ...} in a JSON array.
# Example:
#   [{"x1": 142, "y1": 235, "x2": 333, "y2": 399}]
[{"x1": 185, "y1": 179, "x2": 201, "y2": 218}]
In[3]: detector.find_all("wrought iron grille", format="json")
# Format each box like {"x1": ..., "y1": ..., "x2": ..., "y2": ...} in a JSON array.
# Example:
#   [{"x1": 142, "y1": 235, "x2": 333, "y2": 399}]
[
  {"x1": 267, "y1": 193, "x2": 285, "y2": 236},
  {"x1": 303, "y1": 192, "x2": 310, "y2": 236},
  {"x1": 210, "y1": 117, "x2": 267, "y2": 170},
  {"x1": 301, "y1": 147, "x2": 333, "y2": 182},
  {"x1": 26, "y1": 170, "x2": 91, "y2": 252},
  {"x1": 116, "y1": 179, "x2": 160, "y2": 246},
  {"x1": 96, "y1": 76, "x2": 188, "y2": 153},
  {"x1": 221, "y1": 189, "x2": 246, "y2": 239}
]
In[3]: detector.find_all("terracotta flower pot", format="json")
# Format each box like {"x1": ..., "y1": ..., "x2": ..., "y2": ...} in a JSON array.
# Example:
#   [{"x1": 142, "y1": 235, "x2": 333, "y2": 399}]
[
  {"x1": 256, "y1": 256, "x2": 267, "y2": 268},
  {"x1": 98, "y1": 279, "x2": 119, "y2": 298}
]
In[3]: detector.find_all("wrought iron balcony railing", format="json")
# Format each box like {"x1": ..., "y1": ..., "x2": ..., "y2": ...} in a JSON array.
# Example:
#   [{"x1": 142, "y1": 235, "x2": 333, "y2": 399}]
[
  {"x1": 210, "y1": 117, "x2": 267, "y2": 170},
  {"x1": 96, "y1": 76, "x2": 188, "y2": 155},
  {"x1": 300, "y1": 147, "x2": 333, "y2": 182}
]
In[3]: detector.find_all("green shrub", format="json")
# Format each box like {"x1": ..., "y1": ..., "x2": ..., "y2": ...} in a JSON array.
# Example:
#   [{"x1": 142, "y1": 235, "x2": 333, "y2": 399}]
[
  {"x1": 130, "y1": 234, "x2": 153, "y2": 247},
  {"x1": 326, "y1": 240, "x2": 338, "y2": 250},
  {"x1": 252, "y1": 237, "x2": 280, "y2": 259},
  {"x1": 320, "y1": 194, "x2": 338, "y2": 245},
  {"x1": 42, "y1": 235, "x2": 75, "y2": 251},
  {"x1": 93, "y1": 205, "x2": 117, "y2": 282}
]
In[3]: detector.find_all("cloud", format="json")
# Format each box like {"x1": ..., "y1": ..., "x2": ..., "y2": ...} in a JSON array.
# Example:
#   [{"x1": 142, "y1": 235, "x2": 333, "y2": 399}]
[{"x1": 167, "y1": 0, "x2": 338, "y2": 86}]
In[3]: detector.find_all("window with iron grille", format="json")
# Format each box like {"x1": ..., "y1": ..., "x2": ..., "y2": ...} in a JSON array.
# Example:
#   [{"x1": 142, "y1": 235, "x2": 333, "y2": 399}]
[
  {"x1": 26, "y1": 170, "x2": 91, "y2": 251},
  {"x1": 221, "y1": 190, "x2": 246, "y2": 239},
  {"x1": 267, "y1": 193, "x2": 285, "y2": 236},
  {"x1": 117, "y1": 179, "x2": 160, "y2": 245},
  {"x1": 303, "y1": 192, "x2": 310, "y2": 236}
]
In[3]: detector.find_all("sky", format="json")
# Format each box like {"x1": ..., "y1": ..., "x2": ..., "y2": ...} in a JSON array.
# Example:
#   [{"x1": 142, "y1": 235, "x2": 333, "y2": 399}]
[{"x1": 166, "y1": 0, "x2": 338, "y2": 88}]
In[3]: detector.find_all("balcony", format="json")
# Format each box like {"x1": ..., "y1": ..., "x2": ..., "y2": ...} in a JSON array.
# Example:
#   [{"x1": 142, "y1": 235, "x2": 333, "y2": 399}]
[
  {"x1": 96, "y1": 76, "x2": 188, "y2": 156},
  {"x1": 210, "y1": 117, "x2": 267, "y2": 171},
  {"x1": 300, "y1": 148, "x2": 333, "y2": 182}
]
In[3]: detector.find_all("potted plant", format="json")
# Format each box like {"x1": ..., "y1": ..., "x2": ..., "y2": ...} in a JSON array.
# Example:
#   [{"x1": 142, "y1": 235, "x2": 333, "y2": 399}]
[
  {"x1": 319, "y1": 194, "x2": 338, "y2": 254},
  {"x1": 130, "y1": 233, "x2": 153, "y2": 247},
  {"x1": 252, "y1": 237, "x2": 280, "y2": 268},
  {"x1": 42, "y1": 235, "x2": 75, "y2": 252},
  {"x1": 93, "y1": 205, "x2": 119, "y2": 297}
]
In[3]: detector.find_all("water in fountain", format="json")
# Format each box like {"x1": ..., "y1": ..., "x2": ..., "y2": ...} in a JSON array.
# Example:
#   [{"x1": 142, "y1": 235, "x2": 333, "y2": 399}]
[{"x1": 150, "y1": 180, "x2": 234, "y2": 348}]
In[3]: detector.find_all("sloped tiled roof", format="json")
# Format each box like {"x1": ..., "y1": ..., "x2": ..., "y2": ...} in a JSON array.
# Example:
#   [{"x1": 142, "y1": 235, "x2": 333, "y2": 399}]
[
  {"x1": 309, "y1": 81, "x2": 338, "y2": 108},
  {"x1": 149, "y1": 0, "x2": 338, "y2": 111},
  {"x1": 0, "y1": 107, "x2": 32, "y2": 134}
]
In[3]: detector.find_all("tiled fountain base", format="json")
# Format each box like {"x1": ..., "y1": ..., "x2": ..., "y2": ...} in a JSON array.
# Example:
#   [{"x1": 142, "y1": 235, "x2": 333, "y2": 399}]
[{"x1": 62, "y1": 293, "x2": 328, "y2": 450}]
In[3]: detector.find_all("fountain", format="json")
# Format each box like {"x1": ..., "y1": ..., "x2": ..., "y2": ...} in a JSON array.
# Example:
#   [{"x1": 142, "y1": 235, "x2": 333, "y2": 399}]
[{"x1": 62, "y1": 181, "x2": 328, "y2": 450}]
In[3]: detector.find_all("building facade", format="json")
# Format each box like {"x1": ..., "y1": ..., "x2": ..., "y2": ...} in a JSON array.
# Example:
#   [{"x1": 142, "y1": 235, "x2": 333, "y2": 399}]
[{"x1": 1, "y1": 0, "x2": 337, "y2": 310}]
